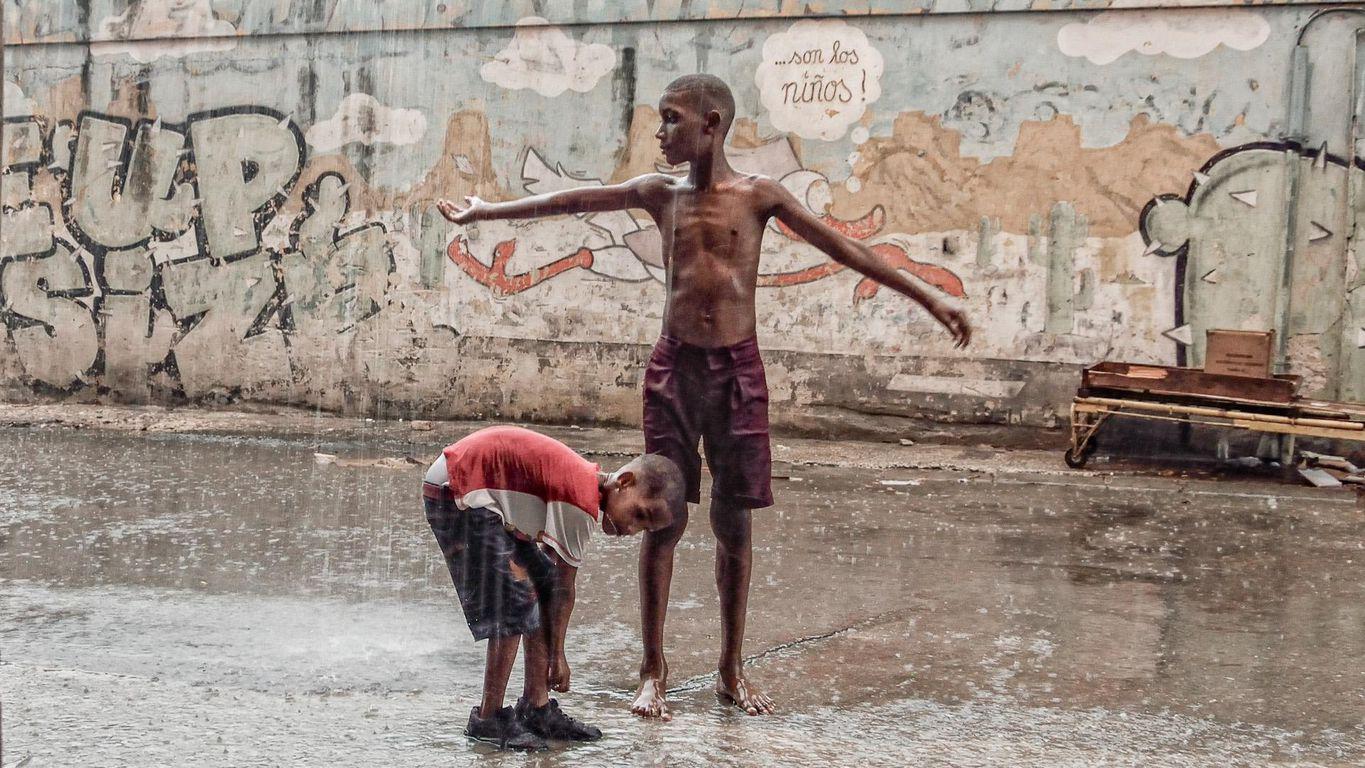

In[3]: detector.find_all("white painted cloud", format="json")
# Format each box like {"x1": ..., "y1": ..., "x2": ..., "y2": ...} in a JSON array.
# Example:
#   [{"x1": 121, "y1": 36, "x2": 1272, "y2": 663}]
[
  {"x1": 91, "y1": 0, "x2": 239, "y2": 62},
  {"x1": 305, "y1": 93, "x2": 428, "y2": 152},
  {"x1": 1058, "y1": 7, "x2": 1270, "y2": 65},
  {"x1": 480, "y1": 16, "x2": 616, "y2": 97}
]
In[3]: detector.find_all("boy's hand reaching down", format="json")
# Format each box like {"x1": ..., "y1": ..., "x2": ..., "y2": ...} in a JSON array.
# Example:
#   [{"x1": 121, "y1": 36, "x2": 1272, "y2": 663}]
[
  {"x1": 548, "y1": 652, "x2": 572, "y2": 693},
  {"x1": 928, "y1": 301, "x2": 973, "y2": 349},
  {"x1": 437, "y1": 196, "x2": 485, "y2": 225}
]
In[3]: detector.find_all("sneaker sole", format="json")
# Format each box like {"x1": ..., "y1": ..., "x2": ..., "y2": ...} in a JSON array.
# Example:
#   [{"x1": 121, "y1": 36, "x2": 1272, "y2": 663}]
[
  {"x1": 465, "y1": 733, "x2": 548, "y2": 752},
  {"x1": 529, "y1": 731, "x2": 602, "y2": 743}
]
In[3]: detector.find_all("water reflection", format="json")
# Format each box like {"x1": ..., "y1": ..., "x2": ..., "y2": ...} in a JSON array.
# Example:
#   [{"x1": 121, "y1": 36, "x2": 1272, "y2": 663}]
[{"x1": 1, "y1": 427, "x2": 1362, "y2": 765}]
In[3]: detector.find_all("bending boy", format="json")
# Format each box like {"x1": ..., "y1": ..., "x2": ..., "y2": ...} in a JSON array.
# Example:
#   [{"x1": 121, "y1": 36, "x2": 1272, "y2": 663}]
[
  {"x1": 439, "y1": 74, "x2": 972, "y2": 718},
  {"x1": 423, "y1": 425, "x2": 685, "y2": 750}
]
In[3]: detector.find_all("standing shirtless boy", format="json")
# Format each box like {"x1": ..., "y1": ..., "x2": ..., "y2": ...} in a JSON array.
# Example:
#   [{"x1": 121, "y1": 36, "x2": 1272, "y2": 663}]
[{"x1": 439, "y1": 74, "x2": 972, "y2": 718}]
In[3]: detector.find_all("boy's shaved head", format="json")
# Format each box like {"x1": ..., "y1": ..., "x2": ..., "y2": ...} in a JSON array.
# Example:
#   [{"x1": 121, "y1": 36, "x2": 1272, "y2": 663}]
[
  {"x1": 664, "y1": 74, "x2": 736, "y2": 133},
  {"x1": 633, "y1": 453, "x2": 686, "y2": 526}
]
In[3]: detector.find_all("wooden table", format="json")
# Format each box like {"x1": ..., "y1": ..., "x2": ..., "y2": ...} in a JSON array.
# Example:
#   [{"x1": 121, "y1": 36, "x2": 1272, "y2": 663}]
[{"x1": 1066, "y1": 394, "x2": 1365, "y2": 468}]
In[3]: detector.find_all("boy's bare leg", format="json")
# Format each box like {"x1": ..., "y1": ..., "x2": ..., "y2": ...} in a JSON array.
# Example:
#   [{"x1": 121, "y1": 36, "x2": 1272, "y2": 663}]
[
  {"x1": 521, "y1": 629, "x2": 551, "y2": 708},
  {"x1": 632, "y1": 506, "x2": 689, "y2": 719},
  {"x1": 710, "y1": 500, "x2": 775, "y2": 715},
  {"x1": 480, "y1": 634, "x2": 521, "y2": 718}
]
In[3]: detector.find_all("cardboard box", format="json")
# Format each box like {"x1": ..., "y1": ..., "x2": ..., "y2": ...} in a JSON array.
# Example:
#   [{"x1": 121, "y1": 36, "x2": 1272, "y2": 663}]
[{"x1": 1205, "y1": 329, "x2": 1275, "y2": 378}]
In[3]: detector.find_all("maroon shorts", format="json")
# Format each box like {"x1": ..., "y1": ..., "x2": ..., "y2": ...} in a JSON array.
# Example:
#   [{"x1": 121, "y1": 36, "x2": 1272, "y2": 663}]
[{"x1": 642, "y1": 335, "x2": 773, "y2": 510}]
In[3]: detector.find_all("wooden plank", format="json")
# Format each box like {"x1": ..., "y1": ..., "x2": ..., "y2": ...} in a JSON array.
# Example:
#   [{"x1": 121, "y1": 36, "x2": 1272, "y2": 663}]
[
  {"x1": 1083, "y1": 361, "x2": 1299, "y2": 404},
  {"x1": 1077, "y1": 396, "x2": 1364, "y2": 430},
  {"x1": 1297, "y1": 400, "x2": 1365, "y2": 421},
  {"x1": 1298, "y1": 467, "x2": 1343, "y2": 487},
  {"x1": 1079, "y1": 398, "x2": 1360, "y2": 432},
  {"x1": 1296, "y1": 417, "x2": 1364, "y2": 431},
  {"x1": 1079, "y1": 396, "x2": 1265, "y2": 421},
  {"x1": 1229, "y1": 419, "x2": 1365, "y2": 441}
]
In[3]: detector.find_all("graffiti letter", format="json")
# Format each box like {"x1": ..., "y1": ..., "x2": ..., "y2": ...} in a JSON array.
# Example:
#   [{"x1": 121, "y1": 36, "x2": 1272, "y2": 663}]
[
  {"x1": 69, "y1": 114, "x2": 194, "y2": 248},
  {"x1": 1, "y1": 118, "x2": 98, "y2": 389},
  {"x1": 189, "y1": 111, "x2": 302, "y2": 260},
  {"x1": 282, "y1": 173, "x2": 393, "y2": 333},
  {"x1": 161, "y1": 254, "x2": 290, "y2": 397},
  {"x1": 1, "y1": 243, "x2": 98, "y2": 388},
  {"x1": 99, "y1": 247, "x2": 175, "y2": 399}
]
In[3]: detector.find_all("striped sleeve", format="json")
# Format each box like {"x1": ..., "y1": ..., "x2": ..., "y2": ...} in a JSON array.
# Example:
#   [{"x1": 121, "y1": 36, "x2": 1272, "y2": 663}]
[{"x1": 540, "y1": 501, "x2": 595, "y2": 567}]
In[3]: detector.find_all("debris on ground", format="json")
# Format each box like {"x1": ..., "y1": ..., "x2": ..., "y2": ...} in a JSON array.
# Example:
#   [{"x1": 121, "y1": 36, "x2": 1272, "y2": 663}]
[
  {"x1": 314, "y1": 453, "x2": 424, "y2": 470},
  {"x1": 1301, "y1": 451, "x2": 1361, "y2": 474},
  {"x1": 1298, "y1": 466, "x2": 1344, "y2": 488},
  {"x1": 1297, "y1": 451, "x2": 1365, "y2": 489}
]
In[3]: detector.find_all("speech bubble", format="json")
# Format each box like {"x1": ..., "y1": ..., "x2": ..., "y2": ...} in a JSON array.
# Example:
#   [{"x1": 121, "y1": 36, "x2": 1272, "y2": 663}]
[{"x1": 755, "y1": 19, "x2": 885, "y2": 142}]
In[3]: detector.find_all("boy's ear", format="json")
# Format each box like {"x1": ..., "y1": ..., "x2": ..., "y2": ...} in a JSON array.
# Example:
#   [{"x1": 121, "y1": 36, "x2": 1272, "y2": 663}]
[
  {"x1": 704, "y1": 109, "x2": 722, "y2": 133},
  {"x1": 616, "y1": 469, "x2": 636, "y2": 488}
]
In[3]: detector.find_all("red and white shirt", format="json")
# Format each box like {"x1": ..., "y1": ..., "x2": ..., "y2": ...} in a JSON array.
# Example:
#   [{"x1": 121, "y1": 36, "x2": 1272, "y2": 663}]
[{"x1": 425, "y1": 426, "x2": 601, "y2": 567}]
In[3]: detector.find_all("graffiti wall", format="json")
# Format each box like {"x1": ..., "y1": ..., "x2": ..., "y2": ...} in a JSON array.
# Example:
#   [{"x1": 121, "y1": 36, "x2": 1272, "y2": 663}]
[{"x1": 1, "y1": 2, "x2": 1361, "y2": 428}]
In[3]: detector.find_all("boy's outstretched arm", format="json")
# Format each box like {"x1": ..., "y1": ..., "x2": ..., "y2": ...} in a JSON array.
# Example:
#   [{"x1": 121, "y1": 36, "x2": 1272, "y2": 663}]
[
  {"x1": 438, "y1": 174, "x2": 666, "y2": 225},
  {"x1": 538, "y1": 550, "x2": 579, "y2": 692},
  {"x1": 763, "y1": 179, "x2": 973, "y2": 348}
]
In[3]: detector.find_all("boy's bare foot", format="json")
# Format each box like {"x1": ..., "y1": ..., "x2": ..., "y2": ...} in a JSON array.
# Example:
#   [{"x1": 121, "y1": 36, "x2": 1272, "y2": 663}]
[
  {"x1": 630, "y1": 677, "x2": 671, "y2": 721},
  {"x1": 715, "y1": 673, "x2": 774, "y2": 716}
]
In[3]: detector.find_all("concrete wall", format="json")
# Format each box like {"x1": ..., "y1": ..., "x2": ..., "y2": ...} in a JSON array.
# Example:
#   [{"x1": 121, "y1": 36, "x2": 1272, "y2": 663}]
[{"x1": 1, "y1": 2, "x2": 1361, "y2": 433}]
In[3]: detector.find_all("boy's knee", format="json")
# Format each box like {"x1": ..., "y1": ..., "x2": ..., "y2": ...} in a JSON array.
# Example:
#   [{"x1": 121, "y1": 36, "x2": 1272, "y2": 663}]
[
  {"x1": 708, "y1": 502, "x2": 751, "y2": 544},
  {"x1": 714, "y1": 527, "x2": 751, "y2": 555}
]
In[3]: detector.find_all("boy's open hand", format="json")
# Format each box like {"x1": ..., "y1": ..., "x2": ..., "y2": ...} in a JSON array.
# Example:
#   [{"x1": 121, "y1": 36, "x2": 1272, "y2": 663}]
[
  {"x1": 548, "y1": 652, "x2": 572, "y2": 692},
  {"x1": 929, "y1": 301, "x2": 973, "y2": 349},
  {"x1": 437, "y1": 196, "x2": 484, "y2": 225}
]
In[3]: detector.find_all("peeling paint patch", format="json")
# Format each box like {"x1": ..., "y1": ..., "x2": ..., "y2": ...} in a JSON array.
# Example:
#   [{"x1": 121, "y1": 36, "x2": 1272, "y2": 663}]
[{"x1": 833, "y1": 113, "x2": 1220, "y2": 238}]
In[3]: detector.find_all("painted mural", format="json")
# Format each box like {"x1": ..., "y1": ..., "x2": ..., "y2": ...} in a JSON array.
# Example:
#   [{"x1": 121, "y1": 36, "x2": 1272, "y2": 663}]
[
  {"x1": 445, "y1": 139, "x2": 966, "y2": 304},
  {"x1": 1, "y1": 3, "x2": 1359, "y2": 424},
  {"x1": 1140, "y1": 142, "x2": 1365, "y2": 398}
]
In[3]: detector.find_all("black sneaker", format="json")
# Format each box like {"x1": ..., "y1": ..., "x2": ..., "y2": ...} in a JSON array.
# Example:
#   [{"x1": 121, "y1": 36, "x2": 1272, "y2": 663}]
[
  {"x1": 465, "y1": 706, "x2": 548, "y2": 751},
  {"x1": 515, "y1": 697, "x2": 603, "y2": 742}
]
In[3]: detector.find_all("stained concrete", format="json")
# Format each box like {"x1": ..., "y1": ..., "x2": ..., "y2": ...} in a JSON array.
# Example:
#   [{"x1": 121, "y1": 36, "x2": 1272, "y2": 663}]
[{"x1": 2, "y1": 416, "x2": 1363, "y2": 766}]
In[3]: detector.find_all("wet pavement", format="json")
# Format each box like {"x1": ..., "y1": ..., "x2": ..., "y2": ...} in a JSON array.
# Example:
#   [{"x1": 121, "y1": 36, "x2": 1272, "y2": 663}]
[{"x1": 2, "y1": 424, "x2": 1364, "y2": 767}]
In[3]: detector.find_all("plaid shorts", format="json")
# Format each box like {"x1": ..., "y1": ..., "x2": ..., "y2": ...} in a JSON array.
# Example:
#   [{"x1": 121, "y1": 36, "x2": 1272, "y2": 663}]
[{"x1": 424, "y1": 495, "x2": 555, "y2": 641}]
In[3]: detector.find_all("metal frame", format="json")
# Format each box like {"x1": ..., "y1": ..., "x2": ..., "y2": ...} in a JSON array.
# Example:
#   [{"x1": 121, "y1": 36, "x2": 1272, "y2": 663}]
[{"x1": 1065, "y1": 395, "x2": 1365, "y2": 468}]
